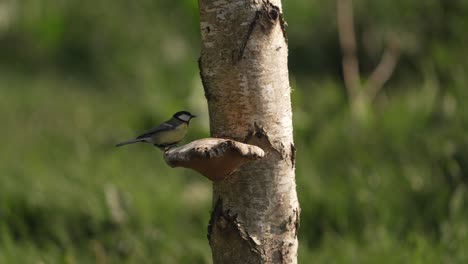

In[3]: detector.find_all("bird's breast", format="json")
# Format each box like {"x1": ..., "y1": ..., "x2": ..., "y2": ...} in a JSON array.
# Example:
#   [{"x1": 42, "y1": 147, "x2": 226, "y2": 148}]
[{"x1": 152, "y1": 123, "x2": 188, "y2": 145}]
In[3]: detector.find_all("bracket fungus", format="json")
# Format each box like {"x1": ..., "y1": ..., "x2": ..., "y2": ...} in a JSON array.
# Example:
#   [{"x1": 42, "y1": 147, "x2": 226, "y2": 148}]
[{"x1": 163, "y1": 138, "x2": 265, "y2": 181}]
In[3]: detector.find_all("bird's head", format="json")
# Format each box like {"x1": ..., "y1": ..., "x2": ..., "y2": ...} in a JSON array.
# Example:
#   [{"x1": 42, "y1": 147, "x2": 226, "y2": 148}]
[{"x1": 173, "y1": 111, "x2": 196, "y2": 123}]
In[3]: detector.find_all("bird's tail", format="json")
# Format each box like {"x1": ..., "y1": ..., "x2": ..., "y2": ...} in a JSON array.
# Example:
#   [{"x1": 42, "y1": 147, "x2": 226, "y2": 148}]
[{"x1": 115, "y1": 138, "x2": 144, "y2": 147}]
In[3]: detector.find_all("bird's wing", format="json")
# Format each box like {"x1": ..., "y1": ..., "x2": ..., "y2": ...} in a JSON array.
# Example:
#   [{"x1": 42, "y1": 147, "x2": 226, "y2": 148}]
[{"x1": 136, "y1": 119, "x2": 177, "y2": 139}]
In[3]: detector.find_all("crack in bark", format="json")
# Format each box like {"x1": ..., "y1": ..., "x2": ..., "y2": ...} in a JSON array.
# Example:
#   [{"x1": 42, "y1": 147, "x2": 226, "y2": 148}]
[
  {"x1": 294, "y1": 207, "x2": 300, "y2": 238},
  {"x1": 277, "y1": 209, "x2": 301, "y2": 263},
  {"x1": 244, "y1": 123, "x2": 294, "y2": 162},
  {"x1": 208, "y1": 198, "x2": 264, "y2": 258},
  {"x1": 290, "y1": 143, "x2": 296, "y2": 168},
  {"x1": 207, "y1": 197, "x2": 222, "y2": 241},
  {"x1": 244, "y1": 123, "x2": 278, "y2": 154},
  {"x1": 279, "y1": 241, "x2": 292, "y2": 263},
  {"x1": 279, "y1": 208, "x2": 300, "y2": 236},
  {"x1": 245, "y1": 123, "x2": 297, "y2": 175},
  {"x1": 236, "y1": 11, "x2": 260, "y2": 63},
  {"x1": 262, "y1": 0, "x2": 288, "y2": 44},
  {"x1": 261, "y1": 0, "x2": 279, "y2": 26},
  {"x1": 235, "y1": 0, "x2": 287, "y2": 63},
  {"x1": 279, "y1": 12, "x2": 288, "y2": 44},
  {"x1": 198, "y1": 57, "x2": 213, "y2": 101}
]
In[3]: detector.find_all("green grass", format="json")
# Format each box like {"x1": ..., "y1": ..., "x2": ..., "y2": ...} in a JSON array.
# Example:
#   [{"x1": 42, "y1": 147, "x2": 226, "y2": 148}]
[
  {"x1": 1, "y1": 71, "x2": 468, "y2": 263},
  {"x1": 0, "y1": 73, "x2": 212, "y2": 263},
  {"x1": 2, "y1": 0, "x2": 468, "y2": 260}
]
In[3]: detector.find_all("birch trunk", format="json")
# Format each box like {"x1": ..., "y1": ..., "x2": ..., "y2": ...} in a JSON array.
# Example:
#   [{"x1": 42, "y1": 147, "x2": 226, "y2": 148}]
[{"x1": 198, "y1": 0, "x2": 299, "y2": 263}]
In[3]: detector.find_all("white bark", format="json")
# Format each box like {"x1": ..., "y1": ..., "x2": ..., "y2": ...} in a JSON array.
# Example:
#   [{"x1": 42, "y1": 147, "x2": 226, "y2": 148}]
[{"x1": 198, "y1": 0, "x2": 299, "y2": 263}]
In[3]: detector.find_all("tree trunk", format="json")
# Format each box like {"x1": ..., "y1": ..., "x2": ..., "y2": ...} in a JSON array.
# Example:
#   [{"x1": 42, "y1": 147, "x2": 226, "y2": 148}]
[{"x1": 198, "y1": 0, "x2": 299, "y2": 263}]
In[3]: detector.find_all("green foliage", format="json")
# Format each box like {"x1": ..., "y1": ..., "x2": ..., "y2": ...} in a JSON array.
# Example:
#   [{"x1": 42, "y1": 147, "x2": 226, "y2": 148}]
[{"x1": 1, "y1": 0, "x2": 468, "y2": 262}]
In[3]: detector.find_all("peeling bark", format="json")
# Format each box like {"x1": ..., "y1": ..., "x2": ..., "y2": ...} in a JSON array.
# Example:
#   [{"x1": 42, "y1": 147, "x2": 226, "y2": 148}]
[{"x1": 198, "y1": 0, "x2": 299, "y2": 263}]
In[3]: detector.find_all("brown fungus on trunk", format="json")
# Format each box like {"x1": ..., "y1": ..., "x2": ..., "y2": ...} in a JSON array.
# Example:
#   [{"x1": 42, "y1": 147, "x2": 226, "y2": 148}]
[{"x1": 163, "y1": 138, "x2": 265, "y2": 181}]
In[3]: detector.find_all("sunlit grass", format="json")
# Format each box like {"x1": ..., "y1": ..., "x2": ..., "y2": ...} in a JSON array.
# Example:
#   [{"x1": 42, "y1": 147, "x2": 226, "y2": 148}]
[{"x1": 0, "y1": 74, "x2": 212, "y2": 262}]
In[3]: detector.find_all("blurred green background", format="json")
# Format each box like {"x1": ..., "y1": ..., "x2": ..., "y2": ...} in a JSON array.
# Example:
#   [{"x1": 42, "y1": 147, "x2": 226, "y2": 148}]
[{"x1": 1, "y1": 0, "x2": 468, "y2": 263}]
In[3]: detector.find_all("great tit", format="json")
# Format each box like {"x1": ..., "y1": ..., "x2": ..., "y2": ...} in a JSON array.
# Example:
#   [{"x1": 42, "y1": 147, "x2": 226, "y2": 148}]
[{"x1": 115, "y1": 111, "x2": 196, "y2": 149}]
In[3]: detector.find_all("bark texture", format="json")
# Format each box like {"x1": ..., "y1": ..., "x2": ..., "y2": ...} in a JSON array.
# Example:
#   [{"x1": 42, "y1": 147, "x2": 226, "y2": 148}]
[{"x1": 198, "y1": 0, "x2": 299, "y2": 263}]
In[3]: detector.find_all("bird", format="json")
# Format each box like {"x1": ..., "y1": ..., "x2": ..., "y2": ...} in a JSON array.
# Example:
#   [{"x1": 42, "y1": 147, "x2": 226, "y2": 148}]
[{"x1": 115, "y1": 111, "x2": 196, "y2": 149}]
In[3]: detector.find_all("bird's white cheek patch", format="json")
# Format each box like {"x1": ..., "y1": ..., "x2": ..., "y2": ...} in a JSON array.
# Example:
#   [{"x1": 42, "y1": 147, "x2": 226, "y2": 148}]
[{"x1": 180, "y1": 114, "x2": 191, "y2": 122}]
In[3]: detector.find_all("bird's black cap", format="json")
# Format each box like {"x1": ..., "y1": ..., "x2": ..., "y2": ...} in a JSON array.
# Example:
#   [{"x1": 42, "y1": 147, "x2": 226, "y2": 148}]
[{"x1": 174, "y1": 111, "x2": 196, "y2": 117}]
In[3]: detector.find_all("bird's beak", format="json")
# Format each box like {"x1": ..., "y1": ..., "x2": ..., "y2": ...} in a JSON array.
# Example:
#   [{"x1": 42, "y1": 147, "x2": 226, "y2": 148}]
[{"x1": 192, "y1": 115, "x2": 197, "y2": 118}]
